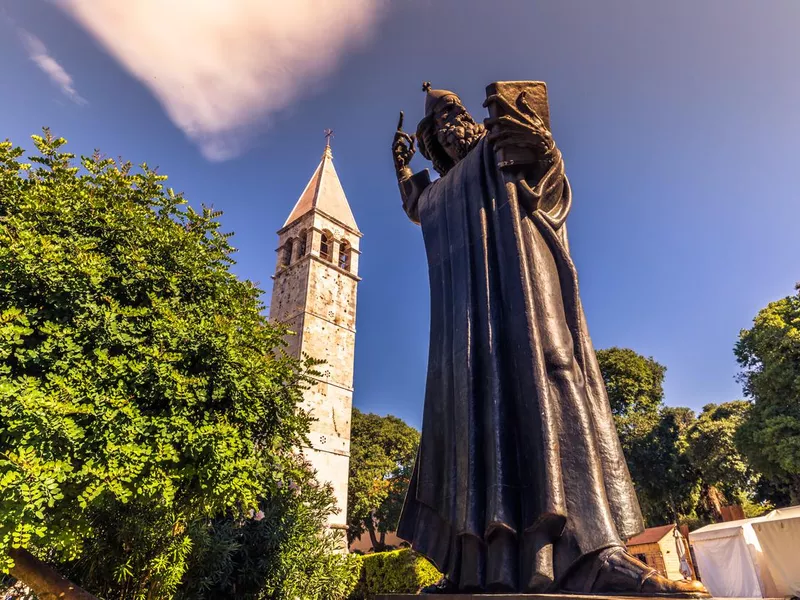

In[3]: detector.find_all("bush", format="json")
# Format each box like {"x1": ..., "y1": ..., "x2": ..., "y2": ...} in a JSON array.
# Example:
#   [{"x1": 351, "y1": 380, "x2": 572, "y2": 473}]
[
  {"x1": 175, "y1": 457, "x2": 360, "y2": 600},
  {"x1": 349, "y1": 549, "x2": 441, "y2": 600}
]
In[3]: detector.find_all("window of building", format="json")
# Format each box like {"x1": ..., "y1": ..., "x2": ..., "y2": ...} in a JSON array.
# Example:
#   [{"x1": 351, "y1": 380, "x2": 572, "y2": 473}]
[
  {"x1": 338, "y1": 241, "x2": 350, "y2": 271},
  {"x1": 297, "y1": 230, "x2": 307, "y2": 257},
  {"x1": 320, "y1": 232, "x2": 331, "y2": 261},
  {"x1": 282, "y1": 238, "x2": 294, "y2": 266}
]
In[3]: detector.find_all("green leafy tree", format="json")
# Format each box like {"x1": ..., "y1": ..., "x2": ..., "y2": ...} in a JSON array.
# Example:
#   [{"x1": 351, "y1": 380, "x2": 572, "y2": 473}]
[
  {"x1": 686, "y1": 401, "x2": 756, "y2": 502},
  {"x1": 635, "y1": 406, "x2": 702, "y2": 525},
  {"x1": 752, "y1": 476, "x2": 791, "y2": 510},
  {"x1": 0, "y1": 132, "x2": 344, "y2": 599},
  {"x1": 597, "y1": 347, "x2": 666, "y2": 427},
  {"x1": 596, "y1": 348, "x2": 700, "y2": 525},
  {"x1": 347, "y1": 409, "x2": 419, "y2": 552},
  {"x1": 735, "y1": 284, "x2": 800, "y2": 503}
]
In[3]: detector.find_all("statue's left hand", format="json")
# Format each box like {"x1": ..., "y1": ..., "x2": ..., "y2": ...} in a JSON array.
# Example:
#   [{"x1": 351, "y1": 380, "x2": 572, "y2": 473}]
[{"x1": 484, "y1": 92, "x2": 554, "y2": 158}]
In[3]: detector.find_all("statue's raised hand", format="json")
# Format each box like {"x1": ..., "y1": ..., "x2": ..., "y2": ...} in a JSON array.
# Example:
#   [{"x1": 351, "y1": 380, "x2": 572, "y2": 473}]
[{"x1": 392, "y1": 111, "x2": 416, "y2": 176}]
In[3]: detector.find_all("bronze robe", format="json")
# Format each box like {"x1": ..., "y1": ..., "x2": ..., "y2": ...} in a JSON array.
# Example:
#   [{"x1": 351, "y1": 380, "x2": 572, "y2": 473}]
[{"x1": 396, "y1": 137, "x2": 644, "y2": 592}]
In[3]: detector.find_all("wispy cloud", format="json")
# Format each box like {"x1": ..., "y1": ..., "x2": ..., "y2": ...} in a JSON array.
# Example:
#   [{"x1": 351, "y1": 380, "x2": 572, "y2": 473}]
[
  {"x1": 19, "y1": 29, "x2": 87, "y2": 106},
  {"x1": 55, "y1": 0, "x2": 385, "y2": 161}
]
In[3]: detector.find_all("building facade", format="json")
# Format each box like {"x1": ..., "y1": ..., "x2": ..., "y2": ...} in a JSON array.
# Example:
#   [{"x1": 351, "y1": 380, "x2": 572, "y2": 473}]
[
  {"x1": 626, "y1": 524, "x2": 696, "y2": 581},
  {"x1": 269, "y1": 140, "x2": 361, "y2": 537}
]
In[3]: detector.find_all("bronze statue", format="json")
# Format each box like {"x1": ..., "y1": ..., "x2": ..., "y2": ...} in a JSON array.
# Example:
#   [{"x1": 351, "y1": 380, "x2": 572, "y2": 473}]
[{"x1": 390, "y1": 81, "x2": 709, "y2": 596}]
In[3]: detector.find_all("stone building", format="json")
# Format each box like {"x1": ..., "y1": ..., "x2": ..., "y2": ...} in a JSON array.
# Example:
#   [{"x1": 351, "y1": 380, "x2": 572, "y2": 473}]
[{"x1": 269, "y1": 139, "x2": 361, "y2": 538}]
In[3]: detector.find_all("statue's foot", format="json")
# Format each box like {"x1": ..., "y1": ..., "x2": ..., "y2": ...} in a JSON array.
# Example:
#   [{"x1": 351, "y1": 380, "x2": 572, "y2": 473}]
[
  {"x1": 420, "y1": 576, "x2": 459, "y2": 594},
  {"x1": 563, "y1": 547, "x2": 710, "y2": 597}
]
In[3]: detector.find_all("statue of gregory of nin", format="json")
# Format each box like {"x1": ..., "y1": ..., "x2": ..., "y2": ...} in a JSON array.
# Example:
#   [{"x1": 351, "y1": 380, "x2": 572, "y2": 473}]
[{"x1": 390, "y1": 81, "x2": 709, "y2": 596}]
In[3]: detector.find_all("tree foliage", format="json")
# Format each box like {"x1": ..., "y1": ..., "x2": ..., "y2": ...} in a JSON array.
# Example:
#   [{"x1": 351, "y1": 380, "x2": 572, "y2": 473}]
[
  {"x1": 347, "y1": 409, "x2": 419, "y2": 551},
  {"x1": 735, "y1": 284, "x2": 800, "y2": 503},
  {"x1": 0, "y1": 132, "x2": 350, "y2": 598},
  {"x1": 597, "y1": 348, "x2": 779, "y2": 525},
  {"x1": 597, "y1": 348, "x2": 699, "y2": 525},
  {"x1": 686, "y1": 401, "x2": 754, "y2": 501},
  {"x1": 597, "y1": 347, "x2": 665, "y2": 425},
  {"x1": 634, "y1": 407, "x2": 702, "y2": 525}
]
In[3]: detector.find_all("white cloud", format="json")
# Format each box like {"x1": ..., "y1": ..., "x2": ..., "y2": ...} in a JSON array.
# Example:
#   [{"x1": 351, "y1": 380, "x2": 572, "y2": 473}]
[
  {"x1": 55, "y1": 0, "x2": 384, "y2": 161},
  {"x1": 19, "y1": 29, "x2": 87, "y2": 105}
]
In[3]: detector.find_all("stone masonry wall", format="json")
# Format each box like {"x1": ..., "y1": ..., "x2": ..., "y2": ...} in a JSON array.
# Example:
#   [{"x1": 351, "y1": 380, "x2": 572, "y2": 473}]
[{"x1": 269, "y1": 207, "x2": 361, "y2": 534}]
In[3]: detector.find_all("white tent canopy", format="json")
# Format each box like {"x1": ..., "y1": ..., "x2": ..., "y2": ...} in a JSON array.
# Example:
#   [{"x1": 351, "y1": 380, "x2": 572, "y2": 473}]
[
  {"x1": 751, "y1": 505, "x2": 800, "y2": 597},
  {"x1": 689, "y1": 506, "x2": 800, "y2": 598},
  {"x1": 690, "y1": 517, "x2": 774, "y2": 598}
]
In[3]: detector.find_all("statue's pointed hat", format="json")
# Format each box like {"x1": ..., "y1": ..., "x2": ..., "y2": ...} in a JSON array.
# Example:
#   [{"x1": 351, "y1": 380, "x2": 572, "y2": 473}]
[{"x1": 422, "y1": 81, "x2": 461, "y2": 117}]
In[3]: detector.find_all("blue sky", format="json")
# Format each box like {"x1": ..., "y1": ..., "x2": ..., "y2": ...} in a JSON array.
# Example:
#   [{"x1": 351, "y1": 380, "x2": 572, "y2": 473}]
[{"x1": 3, "y1": 0, "x2": 799, "y2": 428}]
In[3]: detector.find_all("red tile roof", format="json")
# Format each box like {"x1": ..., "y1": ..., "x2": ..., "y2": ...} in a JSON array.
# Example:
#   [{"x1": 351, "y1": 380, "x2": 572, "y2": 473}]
[{"x1": 626, "y1": 524, "x2": 676, "y2": 546}]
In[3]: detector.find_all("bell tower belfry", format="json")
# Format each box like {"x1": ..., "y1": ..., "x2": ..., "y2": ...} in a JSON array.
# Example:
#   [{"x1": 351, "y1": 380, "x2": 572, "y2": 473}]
[{"x1": 269, "y1": 134, "x2": 361, "y2": 537}]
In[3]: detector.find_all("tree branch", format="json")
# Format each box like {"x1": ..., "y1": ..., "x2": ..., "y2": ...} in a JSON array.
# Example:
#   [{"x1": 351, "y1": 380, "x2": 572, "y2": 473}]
[
  {"x1": 9, "y1": 548, "x2": 98, "y2": 600},
  {"x1": 366, "y1": 512, "x2": 380, "y2": 552}
]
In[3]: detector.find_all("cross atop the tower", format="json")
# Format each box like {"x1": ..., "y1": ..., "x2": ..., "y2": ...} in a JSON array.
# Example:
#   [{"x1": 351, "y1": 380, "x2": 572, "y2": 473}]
[{"x1": 324, "y1": 128, "x2": 334, "y2": 147}]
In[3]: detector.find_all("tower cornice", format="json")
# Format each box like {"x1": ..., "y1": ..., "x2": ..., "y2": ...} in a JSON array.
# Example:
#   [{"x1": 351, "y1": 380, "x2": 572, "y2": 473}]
[
  {"x1": 278, "y1": 209, "x2": 364, "y2": 239},
  {"x1": 271, "y1": 252, "x2": 362, "y2": 283}
]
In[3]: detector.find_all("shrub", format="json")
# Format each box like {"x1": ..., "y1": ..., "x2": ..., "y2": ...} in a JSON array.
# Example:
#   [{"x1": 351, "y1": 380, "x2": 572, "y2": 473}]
[
  {"x1": 349, "y1": 549, "x2": 441, "y2": 600},
  {"x1": 176, "y1": 457, "x2": 360, "y2": 600}
]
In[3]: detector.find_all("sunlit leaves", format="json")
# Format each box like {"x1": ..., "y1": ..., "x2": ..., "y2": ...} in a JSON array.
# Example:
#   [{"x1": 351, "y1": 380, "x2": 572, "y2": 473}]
[
  {"x1": 347, "y1": 409, "x2": 419, "y2": 550},
  {"x1": 0, "y1": 131, "x2": 315, "y2": 596},
  {"x1": 735, "y1": 286, "x2": 800, "y2": 502}
]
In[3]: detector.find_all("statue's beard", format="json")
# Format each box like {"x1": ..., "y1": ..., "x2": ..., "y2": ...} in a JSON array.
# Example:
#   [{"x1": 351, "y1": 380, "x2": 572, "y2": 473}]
[{"x1": 437, "y1": 115, "x2": 485, "y2": 161}]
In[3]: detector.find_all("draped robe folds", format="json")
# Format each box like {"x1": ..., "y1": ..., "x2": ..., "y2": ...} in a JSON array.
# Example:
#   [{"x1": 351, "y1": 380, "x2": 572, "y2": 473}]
[{"x1": 396, "y1": 137, "x2": 644, "y2": 592}]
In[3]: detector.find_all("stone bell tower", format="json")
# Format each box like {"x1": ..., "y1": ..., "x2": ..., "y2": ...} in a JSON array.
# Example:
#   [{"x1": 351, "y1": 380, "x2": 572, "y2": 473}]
[{"x1": 269, "y1": 133, "x2": 361, "y2": 537}]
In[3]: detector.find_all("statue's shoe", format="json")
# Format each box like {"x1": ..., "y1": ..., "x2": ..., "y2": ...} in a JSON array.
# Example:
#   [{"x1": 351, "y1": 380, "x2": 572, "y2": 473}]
[{"x1": 563, "y1": 547, "x2": 710, "y2": 597}]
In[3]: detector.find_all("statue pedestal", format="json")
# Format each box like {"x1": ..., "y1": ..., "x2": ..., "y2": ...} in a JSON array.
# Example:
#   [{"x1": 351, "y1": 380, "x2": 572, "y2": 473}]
[{"x1": 377, "y1": 596, "x2": 769, "y2": 600}]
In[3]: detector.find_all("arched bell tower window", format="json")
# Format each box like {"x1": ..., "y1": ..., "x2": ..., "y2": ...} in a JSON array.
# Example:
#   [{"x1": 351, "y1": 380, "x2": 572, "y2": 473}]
[
  {"x1": 338, "y1": 241, "x2": 351, "y2": 271},
  {"x1": 320, "y1": 232, "x2": 331, "y2": 261},
  {"x1": 297, "y1": 229, "x2": 307, "y2": 257},
  {"x1": 282, "y1": 238, "x2": 294, "y2": 266}
]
